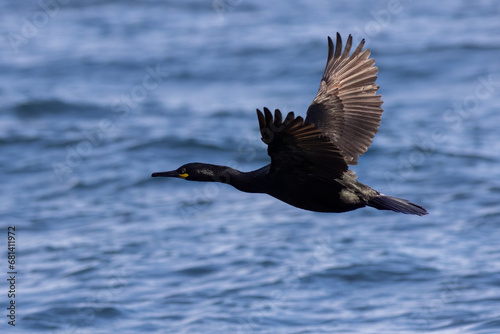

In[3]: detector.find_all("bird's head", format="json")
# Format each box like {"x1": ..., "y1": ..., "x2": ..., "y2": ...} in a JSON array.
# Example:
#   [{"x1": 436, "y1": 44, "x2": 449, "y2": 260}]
[{"x1": 152, "y1": 163, "x2": 229, "y2": 182}]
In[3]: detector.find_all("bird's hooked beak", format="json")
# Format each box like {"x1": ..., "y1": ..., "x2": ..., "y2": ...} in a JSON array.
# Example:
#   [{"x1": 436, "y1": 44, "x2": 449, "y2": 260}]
[{"x1": 151, "y1": 170, "x2": 189, "y2": 179}]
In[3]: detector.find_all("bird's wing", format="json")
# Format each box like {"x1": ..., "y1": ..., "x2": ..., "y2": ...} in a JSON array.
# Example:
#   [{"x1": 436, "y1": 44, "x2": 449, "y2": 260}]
[
  {"x1": 305, "y1": 33, "x2": 383, "y2": 165},
  {"x1": 257, "y1": 108, "x2": 347, "y2": 179}
]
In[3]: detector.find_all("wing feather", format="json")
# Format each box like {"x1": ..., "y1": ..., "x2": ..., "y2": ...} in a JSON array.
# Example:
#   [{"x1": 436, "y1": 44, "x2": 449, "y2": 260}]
[
  {"x1": 305, "y1": 33, "x2": 384, "y2": 165},
  {"x1": 257, "y1": 108, "x2": 347, "y2": 179}
]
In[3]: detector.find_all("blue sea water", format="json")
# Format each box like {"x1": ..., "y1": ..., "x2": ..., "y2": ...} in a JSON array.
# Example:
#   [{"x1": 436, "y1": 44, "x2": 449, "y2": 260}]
[{"x1": 1, "y1": 0, "x2": 500, "y2": 333}]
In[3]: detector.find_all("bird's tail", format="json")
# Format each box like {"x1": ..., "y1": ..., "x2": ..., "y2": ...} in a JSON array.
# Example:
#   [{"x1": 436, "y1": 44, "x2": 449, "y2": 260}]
[{"x1": 368, "y1": 194, "x2": 428, "y2": 216}]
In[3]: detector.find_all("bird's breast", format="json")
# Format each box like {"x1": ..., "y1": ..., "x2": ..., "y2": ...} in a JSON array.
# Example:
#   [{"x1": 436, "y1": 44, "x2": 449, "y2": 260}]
[{"x1": 266, "y1": 176, "x2": 364, "y2": 213}]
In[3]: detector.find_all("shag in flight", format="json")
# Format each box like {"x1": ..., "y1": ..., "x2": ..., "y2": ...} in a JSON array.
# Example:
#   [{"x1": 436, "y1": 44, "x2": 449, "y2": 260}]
[{"x1": 152, "y1": 33, "x2": 428, "y2": 216}]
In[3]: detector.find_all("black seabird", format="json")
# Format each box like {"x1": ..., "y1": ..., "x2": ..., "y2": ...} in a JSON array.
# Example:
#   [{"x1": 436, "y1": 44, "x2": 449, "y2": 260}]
[{"x1": 152, "y1": 33, "x2": 428, "y2": 216}]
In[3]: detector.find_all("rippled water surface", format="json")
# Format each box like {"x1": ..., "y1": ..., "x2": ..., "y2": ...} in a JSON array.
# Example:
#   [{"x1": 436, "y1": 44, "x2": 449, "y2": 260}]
[{"x1": 1, "y1": 0, "x2": 500, "y2": 333}]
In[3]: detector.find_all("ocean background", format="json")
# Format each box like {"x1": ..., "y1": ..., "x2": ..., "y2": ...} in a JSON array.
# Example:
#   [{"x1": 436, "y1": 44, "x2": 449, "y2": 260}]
[{"x1": 1, "y1": 0, "x2": 500, "y2": 333}]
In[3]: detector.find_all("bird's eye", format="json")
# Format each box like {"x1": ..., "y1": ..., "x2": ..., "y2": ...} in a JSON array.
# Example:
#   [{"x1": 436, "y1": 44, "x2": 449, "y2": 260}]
[{"x1": 180, "y1": 167, "x2": 187, "y2": 174}]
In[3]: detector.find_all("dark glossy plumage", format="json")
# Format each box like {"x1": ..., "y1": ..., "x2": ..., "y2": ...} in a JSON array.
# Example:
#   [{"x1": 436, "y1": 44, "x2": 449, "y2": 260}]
[{"x1": 152, "y1": 33, "x2": 428, "y2": 216}]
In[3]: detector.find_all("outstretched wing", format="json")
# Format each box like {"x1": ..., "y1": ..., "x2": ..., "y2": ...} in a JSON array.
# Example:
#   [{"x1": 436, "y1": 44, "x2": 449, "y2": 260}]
[
  {"x1": 257, "y1": 108, "x2": 347, "y2": 179},
  {"x1": 305, "y1": 33, "x2": 384, "y2": 165}
]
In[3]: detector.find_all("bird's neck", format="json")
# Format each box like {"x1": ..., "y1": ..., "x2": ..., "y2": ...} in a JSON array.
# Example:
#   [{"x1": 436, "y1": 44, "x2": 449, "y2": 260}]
[{"x1": 211, "y1": 165, "x2": 269, "y2": 194}]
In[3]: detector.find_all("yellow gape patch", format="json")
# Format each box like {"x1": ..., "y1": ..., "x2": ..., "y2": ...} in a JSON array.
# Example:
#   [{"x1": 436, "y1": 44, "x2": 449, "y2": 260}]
[{"x1": 178, "y1": 173, "x2": 189, "y2": 179}]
